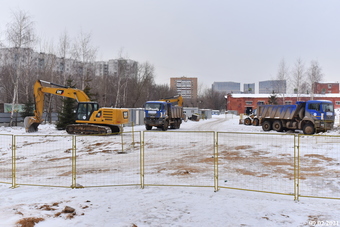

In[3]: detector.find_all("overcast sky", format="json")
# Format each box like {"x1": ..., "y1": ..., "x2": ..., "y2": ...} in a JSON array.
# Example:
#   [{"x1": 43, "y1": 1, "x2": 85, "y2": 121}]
[{"x1": 0, "y1": 0, "x2": 339, "y2": 90}]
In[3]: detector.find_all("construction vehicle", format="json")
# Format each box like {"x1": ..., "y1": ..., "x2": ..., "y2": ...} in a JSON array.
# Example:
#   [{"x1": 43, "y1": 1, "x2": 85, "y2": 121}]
[
  {"x1": 243, "y1": 111, "x2": 257, "y2": 126},
  {"x1": 24, "y1": 80, "x2": 129, "y2": 134},
  {"x1": 256, "y1": 100, "x2": 334, "y2": 134},
  {"x1": 144, "y1": 95, "x2": 184, "y2": 131}
]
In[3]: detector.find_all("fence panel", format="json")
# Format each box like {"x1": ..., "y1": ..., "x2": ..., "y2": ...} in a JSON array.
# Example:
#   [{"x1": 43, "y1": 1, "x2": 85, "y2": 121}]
[
  {"x1": 298, "y1": 134, "x2": 340, "y2": 199},
  {"x1": 143, "y1": 131, "x2": 215, "y2": 187},
  {"x1": 14, "y1": 135, "x2": 73, "y2": 187},
  {"x1": 218, "y1": 132, "x2": 295, "y2": 195},
  {"x1": 0, "y1": 134, "x2": 13, "y2": 184},
  {"x1": 75, "y1": 131, "x2": 141, "y2": 187},
  {"x1": 2, "y1": 130, "x2": 340, "y2": 201}
]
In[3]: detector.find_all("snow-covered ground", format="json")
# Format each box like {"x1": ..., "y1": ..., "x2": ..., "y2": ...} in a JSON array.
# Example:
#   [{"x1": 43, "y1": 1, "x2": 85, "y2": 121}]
[{"x1": 1, "y1": 114, "x2": 340, "y2": 227}]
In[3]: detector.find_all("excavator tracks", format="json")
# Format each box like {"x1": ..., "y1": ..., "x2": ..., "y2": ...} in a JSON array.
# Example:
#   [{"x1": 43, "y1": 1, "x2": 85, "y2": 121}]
[{"x1": 66, "y1": 124, "x2": 113, "y2": 135}]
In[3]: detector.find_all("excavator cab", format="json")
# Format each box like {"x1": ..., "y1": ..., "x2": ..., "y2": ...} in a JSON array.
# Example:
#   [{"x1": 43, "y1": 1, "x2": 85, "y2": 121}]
[{"x1": 76, "y1": 102, "x2": 99, "y2": 121}]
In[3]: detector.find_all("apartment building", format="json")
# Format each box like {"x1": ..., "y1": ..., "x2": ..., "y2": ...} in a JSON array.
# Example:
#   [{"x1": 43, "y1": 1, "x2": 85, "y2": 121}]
[
  {"x1": 0, "y1": 47, "x2": 138, "y2": 78},
  {"x1": 170, "y1": 77, "x2": 198, "y2": 99}
]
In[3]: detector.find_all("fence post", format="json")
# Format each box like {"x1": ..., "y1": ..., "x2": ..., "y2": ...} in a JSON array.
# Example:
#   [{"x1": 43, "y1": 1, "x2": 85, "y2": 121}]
[
  {"x1": 131, "y1": 122, "x2": 135, "y2": 146},
  {"x1": 11, "y1": 135, "x2": 17, "y2": 188},
  {"x1": 140, "y1": 131, "x2": 145, "y2": 189},
  {"x1": 121, "y1": 130, "x2": 124, "y2": 153},
  {"x1": 294, "y1": 134, "x2": 300, "y2": 201},
  {"x1": 71, "y1": 135, "x2": 77, "y2": 188},
  {"x1": 214, "y1": 132, "x2": 219, "y2": 192}
]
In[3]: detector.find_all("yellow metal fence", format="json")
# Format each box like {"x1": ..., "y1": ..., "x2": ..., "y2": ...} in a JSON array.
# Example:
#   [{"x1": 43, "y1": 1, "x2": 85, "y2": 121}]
[{"x1": 1, "y1": 131, "x2": 339, "y2": 201}]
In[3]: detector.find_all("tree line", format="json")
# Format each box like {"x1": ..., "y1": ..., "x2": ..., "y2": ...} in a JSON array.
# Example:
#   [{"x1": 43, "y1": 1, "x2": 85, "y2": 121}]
[{"x1": 275, "y1": 58, "x2": 323, "y2": 97}]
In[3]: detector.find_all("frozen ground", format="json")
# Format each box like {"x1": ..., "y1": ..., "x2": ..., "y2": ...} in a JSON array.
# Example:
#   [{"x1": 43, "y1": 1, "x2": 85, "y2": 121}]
[{"x1": 1, "y1": 114, "x2": 340, "y2": 227}]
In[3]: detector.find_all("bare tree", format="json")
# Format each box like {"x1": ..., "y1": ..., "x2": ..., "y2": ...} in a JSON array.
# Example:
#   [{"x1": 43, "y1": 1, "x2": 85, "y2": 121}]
[
  {"x1": 150, "y1": 84, "x2": 177, "y2": 102},
  {"x1": 291, "y1": 58, "x2": 305, "y2": 100},
  {"x1": 307, "y1": 60, "x2": 323, "y2": 99},
  {"x1": 199, "y1": 88, "x2": 225, "y2": 110},
  {"x1": 57, "y1": 30, "x2": 71, "y2": 84},
  {"x1": 127, "y1": 62, "x2": 154, "y2": 107},
  {"x1": 72, "y1": 30, "x2": 97, "y2": 90},
  {"x1": 38, "y1": 41, "x2": 60, "y2": 123},
  {"x1": 6, "y1": 9, "x2": 36, "y2": 126},
  {"x1": 274, "y1": 59, "x2": 290, "y2": 103},
  {"x1": 0, "y1": 29, "x2": 3, "y2": 47}
]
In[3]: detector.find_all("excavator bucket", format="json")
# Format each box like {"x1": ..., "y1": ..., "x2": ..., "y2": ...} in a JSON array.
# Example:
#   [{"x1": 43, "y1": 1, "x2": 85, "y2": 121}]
[{"x1": 24, "y1": 116, "x2": 40, "y2": 132}]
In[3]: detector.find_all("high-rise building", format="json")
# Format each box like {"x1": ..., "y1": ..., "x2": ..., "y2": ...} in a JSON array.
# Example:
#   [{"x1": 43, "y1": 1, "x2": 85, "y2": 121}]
[
  {"x1": 259, "y1": 80, "x2": 286, "y2": 94},
  {"x1": 212, "y1": 81, "x2": 241, "y2": 94},
  {"x1": 170, "y1": 77, "x2": 198, "y2": 99}
]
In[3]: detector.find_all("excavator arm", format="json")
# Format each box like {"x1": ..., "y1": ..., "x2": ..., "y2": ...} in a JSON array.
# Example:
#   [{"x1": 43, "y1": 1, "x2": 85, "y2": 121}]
[
  {"x1": 159, "y1": 95, "x2": 183, "y2": 106},
  {"x1": 24, "y1": 80, "x2": 91, "y2": 132}
]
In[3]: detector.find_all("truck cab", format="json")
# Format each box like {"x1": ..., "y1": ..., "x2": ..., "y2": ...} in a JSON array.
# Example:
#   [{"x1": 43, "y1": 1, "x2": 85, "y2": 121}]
[
  {"x1": 304, "y1": 100, "x2": 334, "y2": 120},
  {"x1": 144, "y1": 101, "x2": 169, "y2": 130},
  {"x1": 144, "y1": 101, "x2": 167, "y2": 119},
  {"x1": 303, "y1": 100, "x2": 334, "y2": 133}
]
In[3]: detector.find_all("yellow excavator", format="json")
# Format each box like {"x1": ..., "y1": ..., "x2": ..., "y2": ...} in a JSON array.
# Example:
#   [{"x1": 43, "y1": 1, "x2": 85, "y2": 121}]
[{"x1": 24, "y1": 80, "x2": 129, "y2": 134}]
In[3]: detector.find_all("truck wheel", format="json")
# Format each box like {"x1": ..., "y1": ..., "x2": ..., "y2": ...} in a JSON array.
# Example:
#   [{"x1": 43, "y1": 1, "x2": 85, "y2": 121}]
[
  {"x1": 272, "y1": 120, "x2": 283, "y2": 132},
  {"x1": 176, "y1": 120, "x2": 181, "y2": 129},
  {"x1": 244, "y1": 118, "x2": 251, "y2": 125},
  {"x1": 262, "y1": 121, "x2": 272, "y2": 131},
  {"x1": 303, "y1": 123, "x2": 315, "y2": 135},
  {"x1": 253, "y1": 118, "x2": 259, "y2": 126},
  {"x1": 145, "y1": 124, "x2": 152, "y2": 130},
  {"x1": 162, "y1": 122, "x2": 168, "y2": 131},
  {"x1": 172, "y1": 120, "x2": 178, "y2": 129}
]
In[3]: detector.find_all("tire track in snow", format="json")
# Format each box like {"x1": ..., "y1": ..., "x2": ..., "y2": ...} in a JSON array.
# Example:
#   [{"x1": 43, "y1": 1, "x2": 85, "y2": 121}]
[{"x1": 185, "y1": 117, "x2": 230, "y2": 131}]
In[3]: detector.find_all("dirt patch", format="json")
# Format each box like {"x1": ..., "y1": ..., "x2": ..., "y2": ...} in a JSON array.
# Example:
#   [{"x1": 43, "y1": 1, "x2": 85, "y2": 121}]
[
  {"x1": 235, "y1": 168, "x2": 257, "y2": 176},
  {"x1": 198, "y1": 156, "x2": 215, "y2": 164},
  {"x1": 216, "y1": 145, "x2": 340, "y2": 179},
  {"x1": 170, "y1": 169, "x2": 191, "y2": 175},
  {"x1": 15, "y1": 202, "x2": 90, "y2": 226},
  {"x1": 262, "y1": 161, "x2": 292, "y2": 166},
  {"x1": 16, "y1": 217, "x2": 44, "y2": 227},
  {"x1": 39, "y1": 204, "x2": 57, "y2": 211},
  {"x1": 234, "y1": 145, "x2": 252, "y2": 150},
  {"x1": 80, "y1": 168, "x2": 111, "y2": 174},
  {"x1": 58, "y1": 171, "x2": 72, "y2": 177},
  {"x1": 20, "y1": 139, "x2": 59, "y2": 148},
  {"x1": 82, "y1": 141, "x2": 114, "y2": 154},
  {"x1": 156, "y1": 162, "x2": 205, "y2": 176},
  {"x1": 48, "y1": 157, "x2": 72, "y2": 162},
  {"x1": 304, "y1": 154, "x2": 334, "y2": 162},
  {"x1": 217, "y1": 145, "x2": 296, "y2": 178}
]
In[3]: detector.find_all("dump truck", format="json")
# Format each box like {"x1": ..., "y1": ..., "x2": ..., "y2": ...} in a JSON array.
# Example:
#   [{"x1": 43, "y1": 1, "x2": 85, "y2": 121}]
[
  {"x1": 24, "y1": 80, "x2": 129, "y2": 134},
  {"x1": 256, "y1": 100, "x2": 334, "y2": 134},
  {"x1": 144, "y1": 95, "x2": 184, "y2": 131}
]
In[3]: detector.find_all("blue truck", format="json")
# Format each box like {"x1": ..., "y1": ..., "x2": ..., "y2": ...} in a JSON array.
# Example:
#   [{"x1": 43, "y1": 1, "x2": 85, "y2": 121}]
[
  {"x1": 144, "y1": 95, "x2": 184, "y2": 131},
  {"x1": 254, "y1": 100, "x2": 334, "y2": 134}
]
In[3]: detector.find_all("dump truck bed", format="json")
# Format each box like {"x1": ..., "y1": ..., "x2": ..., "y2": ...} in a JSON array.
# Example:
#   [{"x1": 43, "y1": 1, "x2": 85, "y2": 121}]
[
  {"x1": 257, "y1": 104, "x2": 299, "y2": 119},
  {"x1": 168, "y1": 105, "x2": 183, "y2": 119}
]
